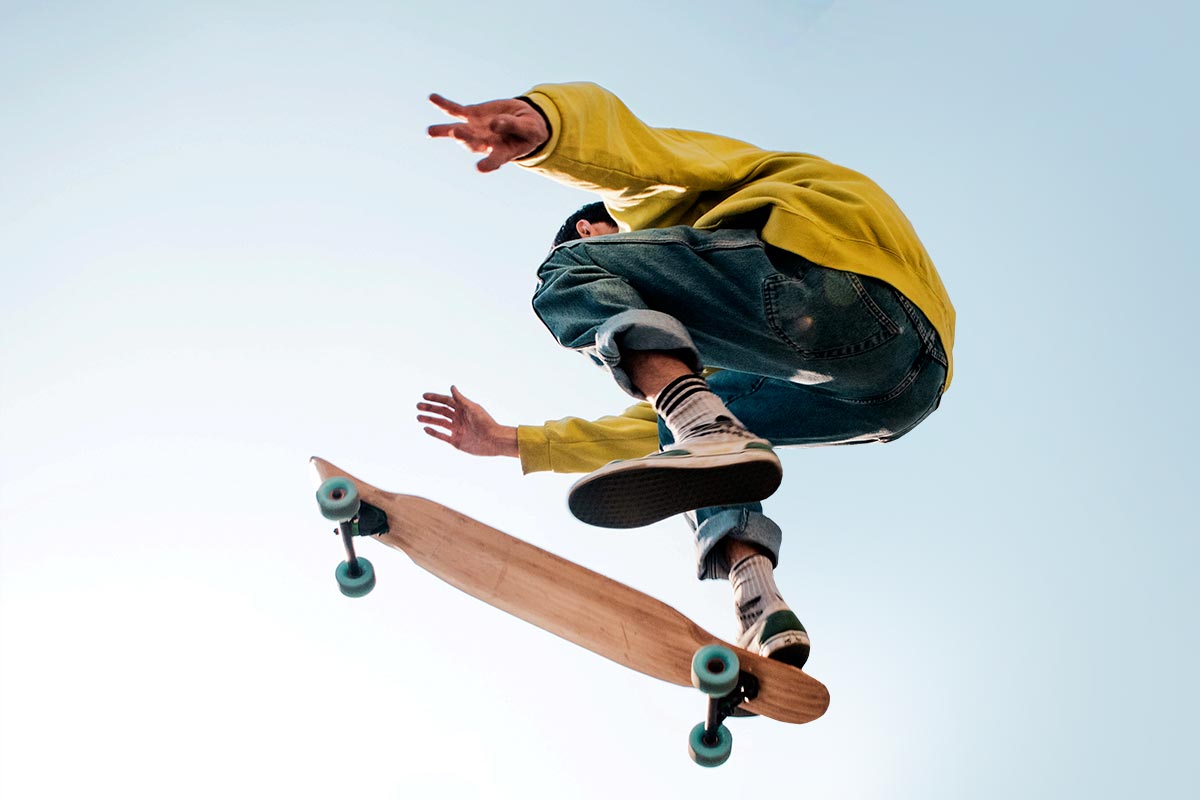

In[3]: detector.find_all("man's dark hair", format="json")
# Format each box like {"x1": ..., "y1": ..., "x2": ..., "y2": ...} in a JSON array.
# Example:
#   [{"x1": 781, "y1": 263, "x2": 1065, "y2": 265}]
[{"x1": 552, "y1": 202, "x2": 617, "y2": 248}]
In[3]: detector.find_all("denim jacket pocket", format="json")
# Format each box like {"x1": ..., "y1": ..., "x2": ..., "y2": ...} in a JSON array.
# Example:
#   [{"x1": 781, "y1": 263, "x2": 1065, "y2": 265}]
[{"x1": 762, "y1": 269, "x2": 901, "y2": 360}]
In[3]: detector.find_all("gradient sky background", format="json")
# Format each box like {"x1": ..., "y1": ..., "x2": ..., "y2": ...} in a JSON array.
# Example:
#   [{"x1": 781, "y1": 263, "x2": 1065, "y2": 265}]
[{"x1": 2, "y1": 1, "x2": 1196, "y2": 798}]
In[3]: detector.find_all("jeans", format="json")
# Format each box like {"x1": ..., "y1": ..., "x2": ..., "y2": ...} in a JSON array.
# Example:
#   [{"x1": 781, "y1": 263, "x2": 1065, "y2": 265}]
[{"x1": 533, "y1": 226, "x2": 948, "y2": 579}]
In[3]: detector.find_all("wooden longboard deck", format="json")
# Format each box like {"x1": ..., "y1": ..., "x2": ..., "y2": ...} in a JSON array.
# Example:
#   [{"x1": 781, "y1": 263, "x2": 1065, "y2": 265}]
[{"x1": 311, "y1": 457, "x2": 829, "y2": 724}]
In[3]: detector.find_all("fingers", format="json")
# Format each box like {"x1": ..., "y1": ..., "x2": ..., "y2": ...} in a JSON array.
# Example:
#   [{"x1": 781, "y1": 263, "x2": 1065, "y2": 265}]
[
  {"x1": 427, "y1": 95, "x2": 487, "y2": 146},
  {"x1": 418, "y1": 389, "x2": 464, "y2": 430},
  {"x1": 418, "y1": 390, "x2": 456, "y2": 437},
  {"x1": 418, "y1": 388, "x2": 475, "y2": 432},
  {"x1": 421, "y1": 392, "x2": 454, "y2": 408},
  {"x1": 476, "y1": 152, "x2": 507, "y2": 173},
  {"x1": 423, "y1": 426, "x2": 453, "y2": 444},
  {"x1": 428, "y1": 93, "x2": 468, "y2": 119},
  {"x1": 427, "y1": 123, "x2": 462, "y2": 140},
  {"x1": 419, "y1": 400, "x2": 456, "y2": 445},
  {"x1": 427, "y1": 124, "x2": 492, "y2": 155}
]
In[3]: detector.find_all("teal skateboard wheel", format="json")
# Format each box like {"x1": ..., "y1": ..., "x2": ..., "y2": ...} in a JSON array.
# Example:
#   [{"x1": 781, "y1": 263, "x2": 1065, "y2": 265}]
[
  {"x1": 317, "y1": 477, "x2": 360, "y2": 522},
  {"x1": 691, "y1": 644, "x2": 740, "y2": 697},
  {"x1": 335, "y1": 557, "x2": 375, "y2": 598},
  {"x1": 688, "y1": 721, "x2": 733, "y2": 767}
]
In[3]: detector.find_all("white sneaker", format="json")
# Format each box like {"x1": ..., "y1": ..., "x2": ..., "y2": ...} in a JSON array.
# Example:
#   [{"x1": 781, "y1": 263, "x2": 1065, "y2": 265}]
[
  {"x1": 736, "y1": 609, "x2": 811, "y2": 670},
  {"x1": 567, "y1": 417, "x2": 782, "y2": 528}
]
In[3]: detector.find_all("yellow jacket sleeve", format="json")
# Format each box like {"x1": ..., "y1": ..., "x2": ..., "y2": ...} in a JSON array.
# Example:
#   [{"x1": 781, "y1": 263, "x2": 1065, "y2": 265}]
[
  {"x1": 516, "y1": 82, "x2": 752, "y2": 230},
  {"x1": 516, "y1": 403, "x2": 660, "y2": 474}
]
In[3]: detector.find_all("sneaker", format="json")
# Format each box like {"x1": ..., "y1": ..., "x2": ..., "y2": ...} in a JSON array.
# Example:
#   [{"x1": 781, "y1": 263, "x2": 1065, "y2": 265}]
[
  {"x1": 566, "y1": 417, "x2": 782, "y2": 528},
  {"x1": 736, "y1": 609, "x2": 810, "y2": 670}
]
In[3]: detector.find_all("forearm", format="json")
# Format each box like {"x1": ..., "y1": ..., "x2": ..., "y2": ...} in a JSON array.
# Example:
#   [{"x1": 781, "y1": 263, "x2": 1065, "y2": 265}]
[{"x1": 517, "y1": 405, "x2": 660, "y2": 475}]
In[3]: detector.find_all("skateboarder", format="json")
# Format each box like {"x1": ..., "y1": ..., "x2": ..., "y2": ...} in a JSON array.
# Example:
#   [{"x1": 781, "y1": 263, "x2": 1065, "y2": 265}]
[{"x1": 420, "y1": 83, "x2": 955, "y2": 669}]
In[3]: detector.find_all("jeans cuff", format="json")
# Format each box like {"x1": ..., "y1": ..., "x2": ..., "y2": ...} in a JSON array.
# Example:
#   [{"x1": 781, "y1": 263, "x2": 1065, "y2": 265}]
[
  {"x1": 695, "y1": 507, "x2": 783, "y2": 580},
  {"x1": 595, "y1": 310, "x2": 702, "y2": 399}
]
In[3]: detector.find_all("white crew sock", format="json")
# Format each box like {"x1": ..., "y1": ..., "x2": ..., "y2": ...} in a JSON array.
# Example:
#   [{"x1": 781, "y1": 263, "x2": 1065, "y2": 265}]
[
  {"x1": 653, "y1": 374, "x2": 749, "y2": 443},
  {"x1": 729, "y1": 553, "x2": 787, "y2": 634}
]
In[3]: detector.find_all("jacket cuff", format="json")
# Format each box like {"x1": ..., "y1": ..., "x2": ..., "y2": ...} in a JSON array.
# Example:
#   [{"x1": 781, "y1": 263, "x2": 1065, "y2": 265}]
[
  {"x1": 514, "y1": 96, "x2": 553, "y2": 160},
  {"x1": 516, "y1": 425, "x2": 552, "y2": 474},
  {"x1": 514, "y1": 90, "x2": 561, "y2": 167}
]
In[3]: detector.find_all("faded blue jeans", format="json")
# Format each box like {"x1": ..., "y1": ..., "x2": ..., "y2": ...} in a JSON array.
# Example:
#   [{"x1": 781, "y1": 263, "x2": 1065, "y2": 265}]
[{"x1": 532, "y1": 227, "x2": 947, "y2": 580}]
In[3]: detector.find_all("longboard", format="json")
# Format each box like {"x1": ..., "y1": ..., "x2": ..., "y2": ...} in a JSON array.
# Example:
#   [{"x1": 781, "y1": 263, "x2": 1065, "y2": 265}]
[{"x1": 310, "y1": 457, "x2": 829, "y2": 762}]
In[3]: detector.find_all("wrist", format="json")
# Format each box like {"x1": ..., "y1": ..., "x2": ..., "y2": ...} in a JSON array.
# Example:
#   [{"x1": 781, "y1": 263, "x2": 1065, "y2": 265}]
[{"x1": 497, "y1": 425, "x2": 519, "y2": 458}]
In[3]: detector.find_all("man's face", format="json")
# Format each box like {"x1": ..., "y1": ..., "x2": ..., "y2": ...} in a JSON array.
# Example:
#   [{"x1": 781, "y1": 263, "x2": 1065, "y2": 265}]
[{"x1": 575, "y1": 219, "x2": 619, "y2": 238}]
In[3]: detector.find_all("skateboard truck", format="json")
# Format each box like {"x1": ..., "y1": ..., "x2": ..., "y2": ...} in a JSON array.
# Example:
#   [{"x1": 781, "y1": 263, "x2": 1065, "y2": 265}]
[
  {"x1": 316, "y1": 477, "x2": 388, "y2": 598},
  {"x1": 713, "y1": 669, "x2": 760, "y2": 720},
  {"x1": 689, "y1": 644, "x2": 758, "y2": 767}
]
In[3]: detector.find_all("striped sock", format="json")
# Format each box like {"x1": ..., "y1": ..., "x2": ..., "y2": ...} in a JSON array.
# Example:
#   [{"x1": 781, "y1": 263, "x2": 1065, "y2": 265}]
[
  {"x1": 730, "y1": 553, "x2": 786, "y2": 633},
  {"x1": 653, "y1": 374, "x2": 742, "y2": 443}
]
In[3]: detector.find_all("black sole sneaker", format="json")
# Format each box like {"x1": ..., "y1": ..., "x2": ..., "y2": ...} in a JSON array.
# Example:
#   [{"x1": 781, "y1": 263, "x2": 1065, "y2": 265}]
[{"x1": 567, "y1": 441, "x2": 782, "y2": 528}]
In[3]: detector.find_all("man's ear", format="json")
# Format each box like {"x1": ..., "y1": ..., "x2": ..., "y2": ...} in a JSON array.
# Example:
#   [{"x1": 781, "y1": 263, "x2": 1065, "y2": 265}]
[{"x1": 575, "y1": 219, "x2": 592, "y2": 237}]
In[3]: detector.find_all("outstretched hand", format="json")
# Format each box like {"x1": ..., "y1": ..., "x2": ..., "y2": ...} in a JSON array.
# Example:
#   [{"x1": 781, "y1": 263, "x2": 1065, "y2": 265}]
[
  {"x1": 427, "y1": 93, "x2": 549, "y2": 172},
  {"x1": 417, "y1": 386, "x2": 519, "y2": 458}
]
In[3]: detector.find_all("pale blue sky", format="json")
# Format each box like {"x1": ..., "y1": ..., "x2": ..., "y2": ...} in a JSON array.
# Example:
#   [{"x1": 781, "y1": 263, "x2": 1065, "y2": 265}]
[{"x1": 1, "y1": 1, "x2": 1196, "y2": 798}]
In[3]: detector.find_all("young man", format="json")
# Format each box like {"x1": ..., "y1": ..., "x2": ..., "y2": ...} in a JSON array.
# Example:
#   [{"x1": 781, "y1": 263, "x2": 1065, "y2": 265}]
[{"x1": 421, "y1": 83, "x2": 954, "y2": 668}]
